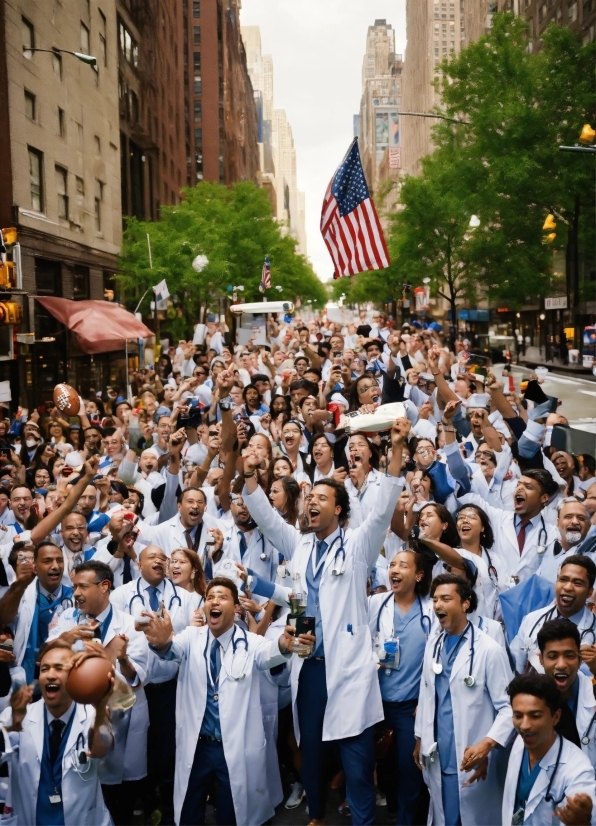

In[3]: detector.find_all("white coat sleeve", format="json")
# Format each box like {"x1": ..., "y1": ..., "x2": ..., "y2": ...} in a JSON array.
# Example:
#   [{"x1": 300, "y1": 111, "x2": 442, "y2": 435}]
[
  {"x1": 243, "y1": 484, "x2": 299, "y2": 560},
  {"x1": 252, "y1": 634, "x2": 290, "y2": 671},
  {"x1": 352, "y1": 475, "x2": 404, "y2": 569},
  {"x1": 123, "y1": 628, "x2": 149, "y2": 685},
  {"x1": 109, "y1": 586, "x2": 129, "y2": 615},
  {"x1": 484, "y1": 642, "x2": 515, "y2": 747},
  {"x1": 509, "y1": 618, "x2": 530, "y2": 675}
]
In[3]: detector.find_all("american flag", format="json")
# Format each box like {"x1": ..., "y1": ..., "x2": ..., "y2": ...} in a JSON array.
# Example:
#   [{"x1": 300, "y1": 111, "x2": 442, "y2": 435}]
[
  {"x1": 259, "y1": 255, "x2": 271, "y2": 293},
  {"x1": 320, "y1": 139, "x2": 389, "y2": 278}
]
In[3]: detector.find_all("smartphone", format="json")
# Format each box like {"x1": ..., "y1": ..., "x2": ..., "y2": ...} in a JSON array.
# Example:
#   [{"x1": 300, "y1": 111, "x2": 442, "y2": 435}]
[
  {"x1": 296, "y1": 616, "x2": 315, "y2": 636},
  {"x1": 332, "y1": 351, "x2": 343, "y2": 365},
  {"x1": 467, "y1": 365, "x2": 488, "y2": 383}
]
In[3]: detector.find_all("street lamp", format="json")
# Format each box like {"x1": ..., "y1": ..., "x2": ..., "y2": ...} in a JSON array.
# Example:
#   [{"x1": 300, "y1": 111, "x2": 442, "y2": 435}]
[
  {"x1": 559, "y1": 124, "x2": 596, "y2": 154},
  {"x1": 24, "y1": 47, "x2": 97, "y2": 67}
]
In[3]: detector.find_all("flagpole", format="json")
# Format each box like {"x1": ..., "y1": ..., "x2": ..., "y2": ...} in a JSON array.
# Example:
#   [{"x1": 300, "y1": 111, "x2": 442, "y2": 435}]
[{"x1": 147, "y1": 233, "x2": 159, "y2": 362}]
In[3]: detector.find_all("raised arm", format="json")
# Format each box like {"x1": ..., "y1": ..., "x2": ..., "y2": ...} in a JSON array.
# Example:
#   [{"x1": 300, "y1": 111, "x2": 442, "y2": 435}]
[
  {"x1": 30, "y1": 456, "x2": 100, "y2": 544},
  {"x1": 243, "y1": 453, "x2": 299, "y2": 560}
]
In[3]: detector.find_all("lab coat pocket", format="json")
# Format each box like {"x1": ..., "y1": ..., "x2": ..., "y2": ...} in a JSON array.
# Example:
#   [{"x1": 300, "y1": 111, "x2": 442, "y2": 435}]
[
  {"x1": 84, "y1": 804, "x2": 110, "y2": 825},
  {"x1": 339, "y1": 625, "x2": 372, "y2": 674},
  {"x1": 244, "y1": 744, "x2": 268, "y2": 798}
]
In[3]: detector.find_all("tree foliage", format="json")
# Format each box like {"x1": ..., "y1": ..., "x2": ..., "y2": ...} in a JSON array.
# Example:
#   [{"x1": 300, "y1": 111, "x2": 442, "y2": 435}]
[
  {"x1": 336, "y1": 14, "x2": 595, "y2": 315},
  {"x1": 118, "y1": 181, "x2": 327, "y2": 339}
]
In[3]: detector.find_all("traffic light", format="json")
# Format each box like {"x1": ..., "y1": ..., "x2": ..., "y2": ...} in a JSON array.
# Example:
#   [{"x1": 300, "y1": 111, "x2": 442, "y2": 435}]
[
  {"x1": 579, "y1": 124, "x2": 596, "y2": 144},
  {"x1": 0, "y1": 228, "x2": 19, "y2": 288},
  {"x1": 0, "y1": 263, "x2": 15, "y2": 289},
  {"x1": 0, "y1": 302, "x2": 21, "y2": 324}
]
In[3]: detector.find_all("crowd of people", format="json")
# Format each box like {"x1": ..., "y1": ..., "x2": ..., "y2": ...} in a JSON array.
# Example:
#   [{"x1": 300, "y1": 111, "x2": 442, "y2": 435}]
[{"x1": 0, "y1": 308, "x2": 594, "y2": 825}]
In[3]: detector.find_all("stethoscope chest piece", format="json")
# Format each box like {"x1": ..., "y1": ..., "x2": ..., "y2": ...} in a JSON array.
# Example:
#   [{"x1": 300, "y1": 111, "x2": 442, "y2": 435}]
[
  {"x1": 463, "y1": 675, "x2": 475, "y2": 687},
  {"x1": 432, "y1": 662, "x2": 443, "y2": 675},
  {"x1": 582, "y1": 735, "x2": 590, "y2": 745}
]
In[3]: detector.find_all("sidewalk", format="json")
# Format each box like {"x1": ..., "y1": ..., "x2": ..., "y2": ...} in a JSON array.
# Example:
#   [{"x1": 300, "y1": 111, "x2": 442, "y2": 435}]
[{"x1": 518, "y1": 347, "x2": 595, "y2": 382}]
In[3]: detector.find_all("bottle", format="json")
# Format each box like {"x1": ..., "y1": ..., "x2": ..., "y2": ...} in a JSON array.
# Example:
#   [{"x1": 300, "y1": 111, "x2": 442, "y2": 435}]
[{"x1": 339, "y1": 402, "x2": 406, "y2": 434}]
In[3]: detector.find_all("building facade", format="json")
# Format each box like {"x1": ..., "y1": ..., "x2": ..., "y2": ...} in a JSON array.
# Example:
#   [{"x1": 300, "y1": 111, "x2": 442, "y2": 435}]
[
  {"x1": 0, "y1": 0, "x2": 123, "y2": 405},
  {"x1": 241, "y1": 25, "x2": 307, "y2": 255},
  {"x1": 498, "y1": 0, "x2": 595, "y2": 49},
  {"x1": 184, "y1": 0, "x2": 258, "y2": 188}
]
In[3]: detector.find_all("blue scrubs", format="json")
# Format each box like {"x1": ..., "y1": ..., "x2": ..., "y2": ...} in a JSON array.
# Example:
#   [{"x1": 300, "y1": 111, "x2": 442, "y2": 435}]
[
  {"x1": 379, "y1": 599, "x2": 427, "y2": 825},
  {"x1": 514, "y1": 748, "x2": 542, "y2": 820},
  {"x1": 435, "y1": 630, "x2": 468, "y2": 826}
]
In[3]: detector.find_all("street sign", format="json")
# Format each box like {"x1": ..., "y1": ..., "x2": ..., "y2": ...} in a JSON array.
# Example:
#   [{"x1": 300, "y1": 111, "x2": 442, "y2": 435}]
[{"x1": 544, "y1": 296, "x2": 568, "y2": 310}]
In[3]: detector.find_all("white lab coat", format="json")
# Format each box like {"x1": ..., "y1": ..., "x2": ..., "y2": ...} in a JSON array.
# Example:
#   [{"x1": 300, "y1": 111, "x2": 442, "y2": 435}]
[
  {"x1": 344, "y1": 467, "x2": 385, "y2": 516},
  {"x1": 538, "y1": 542, "x2": 596, "y2": 583},
  {"x1": 160, "y1": 624, "x2": 288, "y2": 826},
  {"x1": 415, "y1": 625, "x2": 514, "y2": 825},
  {"x1": 576, "y1": 671, "x2": 596, "y2": 768},
  {"x1": 259, "y1": 613, "x2": 291, "y2": 809},
  {"x1": 48, "y1": 606, "x2": 150, "y2": 783},
  {"x1": 459, "y1": 493, "x2": 559, "y2": 587},
  {"x1": 110, "y1": 577, "x2": 193, "y2": 684},
  {"x1": 431, "y1": 548, "x2": 500, "y2": 620},
  {"x1": 9, "y1": 700, "x2": 112, "y2": 826},
  {"x1": 510, "y1": 603, "x2": 596, "y2": 674},
  {"x1": 502, "y1": 733, "x2": 596, "y2": 826},
  {"x1": 244, "y1": 474, "x2": 404, "y2": 742},
  {"x1": 214, "y1": 525, "x2": 278, "y2": 583},
  {"x1": 368, "y1": 592, "x2": 434, "y2": 664},
  {"x1": 92, "y1": 538, "x2": 141, "y2": 586},
  {"x1": 136, "y1": 512, "x2": 222, "y2": 558}
]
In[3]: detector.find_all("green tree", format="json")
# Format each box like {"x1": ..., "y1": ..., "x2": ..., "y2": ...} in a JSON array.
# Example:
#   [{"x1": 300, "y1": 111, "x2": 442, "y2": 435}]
[{"x1": 118, "y1": 181, "x2": 326, "y2": 340}]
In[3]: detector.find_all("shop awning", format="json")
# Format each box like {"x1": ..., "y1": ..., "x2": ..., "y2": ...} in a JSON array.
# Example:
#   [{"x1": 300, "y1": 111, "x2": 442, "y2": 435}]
[{"x1": 35, "y1": 297, "x2": 153, "y2": 355}]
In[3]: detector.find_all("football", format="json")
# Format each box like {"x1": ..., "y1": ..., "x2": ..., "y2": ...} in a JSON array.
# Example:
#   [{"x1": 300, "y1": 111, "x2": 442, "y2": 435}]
[
  {"x1": 53, "y1": 383, "x2": 80, "y2": 416},
  {"x1": 65, "y1": 656, "x2": 112, "y2": 705}
]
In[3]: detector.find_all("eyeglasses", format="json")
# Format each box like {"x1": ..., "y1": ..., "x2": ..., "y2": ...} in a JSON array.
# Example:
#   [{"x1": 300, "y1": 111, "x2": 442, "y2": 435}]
[
  {"x1": 230, "y1": 495, "x2": 245, "y2": 506},
  {"x1": 357, "y1": 384, "x2": 377, "y2": 394},
  {"x1": 415, "y1": 448, "x2": 433, "y2": 456},
  {"x1": 208, "y1": 431, "x2": 219, "y2": 437}
]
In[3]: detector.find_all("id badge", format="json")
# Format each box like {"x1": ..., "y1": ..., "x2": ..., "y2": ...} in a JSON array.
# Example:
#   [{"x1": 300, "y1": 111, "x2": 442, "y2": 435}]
[
  {"x1": 49, "y1": 793, "x2": 62, "y2": 804},
  {"x1": 511, "y1": 807, "x2": 525, "y2": 825}
]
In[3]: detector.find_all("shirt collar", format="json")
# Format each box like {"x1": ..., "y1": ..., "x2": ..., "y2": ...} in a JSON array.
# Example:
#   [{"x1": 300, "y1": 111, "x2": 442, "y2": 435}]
[
  {"x1": 39, "y1": 583, "x2": 62, "y2": 600},
  {"x1": 141, "y1": 577, "x2": 165, "y2": 595},
  {"x1": 95, "y1": 604, "x2": 112, "y2": 625},
  {"x1": 516, "y1": 512, "x2": 543, "y2": 529},
  {"x1": 316, "y1": 526, "x2": 341, "y2": 550},
  {"x1": 46, "y1": 702, "x2": 75, "y2": 727},
  {"x1": 212, "y1": 624, "x2": 235, "y2": 651}
]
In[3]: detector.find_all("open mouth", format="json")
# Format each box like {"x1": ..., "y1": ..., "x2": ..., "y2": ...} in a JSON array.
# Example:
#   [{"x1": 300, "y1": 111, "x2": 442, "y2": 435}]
[
  {"x1": 188, "y1": 509, "x2": 200, "y2": 520},
  {"x1": 208, "y1": 608, "x2": 222, "y2": 623},
  {"x1": 553, "y1": 671, "x2": 570, "y2": 688},
  {"x1": 435, "y1": 610, "x2": 448, "y2": 624},
  {"x1": 152, "y1": 564, "x2": 164, "y2": 575},
  {"x1": 559, "y1": 593, "x2": 575, "y2": 608},
  {"x1": 45, "y1": 682, "x2": 61, "y2": 700},
  {"x1": 308, "y1": 506, "x2": 320, "y2": 522},
  {"x1": 514, "y1": 493, "x2": 525, "y2": 510},
  {"x1": 390, "y1": 574, "x2": 402, "y2": 588}
]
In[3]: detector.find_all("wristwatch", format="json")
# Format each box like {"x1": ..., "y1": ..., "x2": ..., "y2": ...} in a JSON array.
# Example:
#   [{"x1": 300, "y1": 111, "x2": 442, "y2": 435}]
[{"x1": 218, "y1": 395, "x2": 233, "y2": 411}]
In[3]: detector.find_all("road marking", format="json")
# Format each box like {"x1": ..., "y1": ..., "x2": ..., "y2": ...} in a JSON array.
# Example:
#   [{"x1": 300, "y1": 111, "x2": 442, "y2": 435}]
[{"x1": 579, "y1": 390, "x2": 596, "y2": 397}]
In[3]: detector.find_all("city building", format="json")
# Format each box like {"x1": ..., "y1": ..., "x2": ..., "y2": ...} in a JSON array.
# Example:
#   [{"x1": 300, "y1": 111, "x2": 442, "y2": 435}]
[
  {"x1": 117, "y1": 0, "x2": 186, "y2": 221},
  {"x1": 498, "y1": 0, "x2": 595, "y2": 49},
  {"x1": 357, "y1": 20, "x2": 403, "y2": 195},
  {"x1": 184, "y1": 0, "x2": 258, "y2": 188},
  {"x1": 241, "y1": 24, "x2": 307, "y2": 255},
  {"x1": 0, "y1": 0, "x2": 122, "y2": 404}
]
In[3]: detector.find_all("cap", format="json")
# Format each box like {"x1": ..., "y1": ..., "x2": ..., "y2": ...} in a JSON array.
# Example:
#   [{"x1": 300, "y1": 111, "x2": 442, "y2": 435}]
[
  {"x1": 363, "y1": 339, "x2": 384, "y2": 351},
  {"x1": 153, "y1": 406, "x2": 172, "y2": 424},
  {"x1": 330, "y1": 392, "x2": 349, "y2": 408},
  {"x1": 466, "y1": 393, "x2": 491, "y2": 410},
  {"x1": 65, "y1": 451, "x2": 84, "y2": 471}
]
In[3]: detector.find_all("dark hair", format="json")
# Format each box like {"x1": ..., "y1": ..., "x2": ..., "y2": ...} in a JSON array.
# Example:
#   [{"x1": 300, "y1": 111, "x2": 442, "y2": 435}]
[
  {"x1": 33, "y1": 540, "x2": 63, "y2": 561},
  {"x1": 311, "y1": 479, "x2": 351, "y2": 527},
  {"x1": 271, "y1": 395, "x2": 291, "y2": 417},
  {"x1": 109, "y1": 480, "x2": 129, "y2": 500},
  {"x1": 294, "y1": 355, "x2": 309, "y2": 366},
  {"x1": 8, "y1": 541, "x2": 34, "y2": 571},
  {"x1": 289, "y1": 378, "x2": 319, "y2": 397},
  {"x1": 83, "y1": 425, "x2": 105, "y2": 439},
  {"x1": 272, "y1": 475, "x2": 301, "y2": 526},
  {"x1": 206, "y1": 575, "x2": 239, "y2": 605},
  {"x1": 177, "y1": 485, "x2": 207, "y2": 505},
  {"x1": 37, "y1": 638, "x2": 74, "y2": 664},
  {"x1": 560, "y1": 554, "x2": 596, "y2": 589},
  {"x1": 579, "y1": 454, "x2": 596, "y2": 476},
  {"x1": 348, "y1": 431, "x2": 380, "y2": 470},
  {"x1": 417, "y1": 503, "x2": 460, "y2": 547},
  {"x1": 537, "y1": 618, "x2": 581, "y2": 653},
  {"x1": 455, "y1": 504, "x2": 495, "y2": 549},
  {"x1": 251, "y1": 373, "x2": 271, "y2": 385},
  {"x1": 507, "y1": 673, "x2": 562, "y2": 715},
  {"x1": 429, "y1": 573, "x2": 478, "y2": 613},
  {"x1": 522, "y1": 468, "x2": 558, "y2": 498},
  {"x1": 390, "y1": 548, "x2": 431, "y2": 597},
  {"x1": 242, "y1": 384, "x2": 262, "y2": 410},
  {"x1": 73, "y1": 559, "x2": 114, "y2": 587},
  {"x1": 266, "y1": 456, "x2": 293, "y2": 491},
  {"x1": 171, "y1": 547, "x2": 206, "y2": 597},
  {"x1": 308, "y1": 432, "x2": 333, "y2": 466},
  {"x1": 303, "y1": 367, "x2": 322, "y2": 380}
]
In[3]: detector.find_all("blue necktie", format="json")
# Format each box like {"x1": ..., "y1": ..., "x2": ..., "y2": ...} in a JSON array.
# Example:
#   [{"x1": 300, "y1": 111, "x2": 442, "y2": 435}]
[
  {"x1": 238, "y1": 532, "x2": 248, "y2": 560},
  {"x1": 148, "y1": 585, "x2": 160, "y2": 612},
  {"x1": 316, "y1": 539, "x2": 328, "y2": 567},
  {"x1": 122, "y1": 555, "x2": 132, "y2": 584},
  {"x1": 210, "y1": 637, "x2": 221, "y2": 688},
  {"x1": 49, "y1": 719, "x2": 65, "y2": 766}
]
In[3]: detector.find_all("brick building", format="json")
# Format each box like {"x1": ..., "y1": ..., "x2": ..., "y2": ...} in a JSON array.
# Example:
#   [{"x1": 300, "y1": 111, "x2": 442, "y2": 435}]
[
  {"x1": 183, "y1": 0, "x2": 258, "y2": 186},
  {"x1": 498, "y1": 0, "x2": 595, "y2": 49}
]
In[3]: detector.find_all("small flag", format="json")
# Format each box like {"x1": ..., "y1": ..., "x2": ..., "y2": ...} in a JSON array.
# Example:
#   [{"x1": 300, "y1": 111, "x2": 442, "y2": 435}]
[
  {"x1": 152, "y1": 279, "x2": 170, "y2": 302},
  {"x1": 259, "y1": 255, "x2": 271, "y2": 293},
  {"x1": 320, "y1": 138, "x2": 389, "y2": 279}
]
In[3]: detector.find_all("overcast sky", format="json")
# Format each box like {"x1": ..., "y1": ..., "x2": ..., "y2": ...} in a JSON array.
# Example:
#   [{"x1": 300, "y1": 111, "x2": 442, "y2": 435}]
[{"x1": 240, "y1": 0, "x2": 406, "y2": 283}]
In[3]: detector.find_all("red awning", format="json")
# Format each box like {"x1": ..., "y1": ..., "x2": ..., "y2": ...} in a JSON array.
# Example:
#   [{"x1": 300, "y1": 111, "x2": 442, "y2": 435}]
[{"x1": 35, "y1": 297, "x2": 153, "y2": 355}]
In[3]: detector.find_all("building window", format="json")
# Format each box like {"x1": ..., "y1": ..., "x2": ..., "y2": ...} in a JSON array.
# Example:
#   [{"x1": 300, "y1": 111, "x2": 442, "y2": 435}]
[
  {"x1": 584, "y1": 0, "x2": 595, "y2": 14},
  {"x1": 80, "y1": 22, "x2": 90, "y2": 55},
  {"x1": 24, "y1": 90, "x2": 35, "y2": 120},
  {"x1": 194, "y1": 74, "x2": 201, "y2": 94},
  {"x1": 94, "y1": 135, "x2": 101, "y2": 155},
  {"x1": 194, "y1": 128, "x2": 202, "y2": 147},
  {"x1": 194, "y1": 99, "x2": 201, "y2": 121},
  {"x1": 22, "y1": 17, "x2": 34, "y2": 59},
  {"x1": 58, "y1": 107, "x2": 65, "y2": 137},
  {"x1": 193, "y1": 0, "x2": 200, "y2": 16},
  {"x1": 193, "y1": 51, "x2": 200, "y2": 71},
  {"x1": 193, "y1": 26, "x2": 200, "y2": 45},
  {"x1": 73, "y1": 266, "x2": 90, "y2": 300},
  {"x1": 76, "y1": 176, "x2": 85, "y2": 227},
  {"x1": 28, "y1": 147, "x2": 43, "y2": 212},
  {"x1": 55, "y1": 166, "x2": 68, "y2": 220},
  {"x1": 52, "y1": 49, "x2": 62, "y2": 78},
  {"x1": 99, "y1": 9, "x2": 107, "y2": 66},
  {"x1": 118, "y1": 18, "x2": 138, "y2": 67},
  {"x1": 94, "y1": 180, "x2": 103, "y2": 232},
  {"x1": 131, "y1": 91, "x2": 139, "y2": 123},
  {"x1": 568, "y1": 0, "x2": 578, "y2": 19}
]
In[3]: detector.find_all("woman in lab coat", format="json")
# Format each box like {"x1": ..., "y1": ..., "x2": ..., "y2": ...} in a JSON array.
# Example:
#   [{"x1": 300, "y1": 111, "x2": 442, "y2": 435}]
[{"x1": 415, "y1": 574, "x2": 514, "y2": 825}]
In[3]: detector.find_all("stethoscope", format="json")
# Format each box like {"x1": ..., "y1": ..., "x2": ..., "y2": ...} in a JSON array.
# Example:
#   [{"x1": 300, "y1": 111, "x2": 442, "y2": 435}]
[
  {"x1": 581, "y1": 711, "x2": 596, "y2": 746},
  {"x1": 544, "y1": 735, "x2": 565, "y2": 806},
  {"x1": 375, "y1": 593, "x2": 432, "y2": 640},
  {"x1": 203, "y1": 626, "x2": 250, "y2": 688},
  {"x1": 526, "y1": 606, "x2": 596, "y2": 647},
  {"x1": 37, "y1": 584, "x2": 73, "y2": 616},
  {"x1": 431, "y1": 622, "x2": 476, "y2": 687},
  {"x1": 69, "y1": 730, "x2": 92, "y2": 779},
  {"x1": 518, "y1": 515, "x2": 548, "y2": 555},
  {"x1": 309, "y1": 530, "x2": 347, "y2": 576},
  {"x1": 127, "y1": 578, "x2": 182, "y2": 614},
  {"x1": 234, "y1": 529, "x2": 268, "y2": 562},
  {"x1": 482, "y1": 547, "x2": 499, "y2": 587}
]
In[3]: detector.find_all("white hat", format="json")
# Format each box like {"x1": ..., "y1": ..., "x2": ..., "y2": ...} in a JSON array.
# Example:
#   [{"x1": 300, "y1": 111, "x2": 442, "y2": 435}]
[
  {"x1": 465, "y1": 393, "x2": 490, "y2": 410},
  {"x1": 65, "y1": 451, "x2": 84, "y2": 471},
  {"x1": 330, "y1": 393, "x2": 349, "y2": 409}
]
